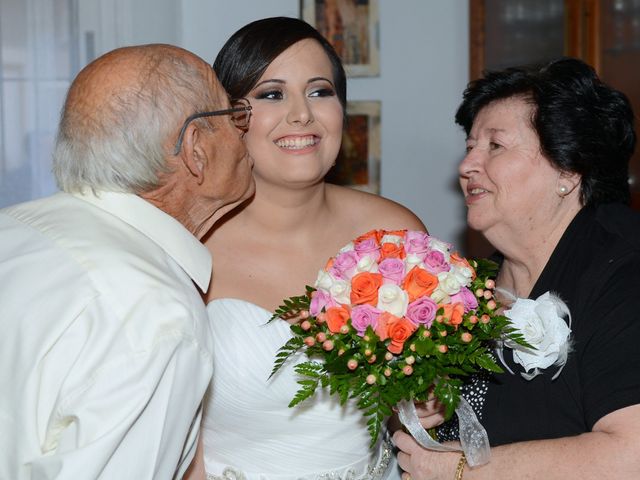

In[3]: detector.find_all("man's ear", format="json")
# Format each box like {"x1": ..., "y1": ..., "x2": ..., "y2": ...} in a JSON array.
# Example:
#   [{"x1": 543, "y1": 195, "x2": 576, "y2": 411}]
[{"x1": 180, "y1": 124, "x2": 206, "y2": 185}]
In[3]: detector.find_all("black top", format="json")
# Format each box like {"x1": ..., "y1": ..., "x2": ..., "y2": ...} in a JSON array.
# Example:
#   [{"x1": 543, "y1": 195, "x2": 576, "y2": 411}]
[{"x1": 480, "y1": 203, "x2": 640, "y2": 445}]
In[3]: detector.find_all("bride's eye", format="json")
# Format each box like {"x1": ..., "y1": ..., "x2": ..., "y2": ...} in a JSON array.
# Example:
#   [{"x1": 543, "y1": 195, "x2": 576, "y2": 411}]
[
  {"x1": 254, "y1": 89, "x2": 283, "y2": 101},
  {"x1": 309, "y1": 87, "x2": 335, "y2": 98}
]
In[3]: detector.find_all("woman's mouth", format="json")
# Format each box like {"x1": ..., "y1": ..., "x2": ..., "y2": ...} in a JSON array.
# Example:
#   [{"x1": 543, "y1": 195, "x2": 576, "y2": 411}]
[{"x1": 275, "y1": 135, "x2": 319, "y2": 150}]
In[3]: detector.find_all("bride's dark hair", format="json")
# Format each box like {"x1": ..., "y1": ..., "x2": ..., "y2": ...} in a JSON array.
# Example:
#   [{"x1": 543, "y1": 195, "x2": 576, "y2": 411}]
[{"x1": 213, "y1": 16, "x2": 347, "y2": 111}]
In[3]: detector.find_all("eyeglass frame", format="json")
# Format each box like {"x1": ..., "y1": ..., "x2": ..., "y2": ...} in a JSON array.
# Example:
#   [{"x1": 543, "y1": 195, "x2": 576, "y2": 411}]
[{"x1": 172, "y1": 98, "x2": 252, "y2": 155}]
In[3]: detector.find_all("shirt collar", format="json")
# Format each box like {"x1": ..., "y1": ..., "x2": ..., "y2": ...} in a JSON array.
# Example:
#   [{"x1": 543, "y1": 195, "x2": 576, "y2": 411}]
[{"x1": 72, "y1": 191, "x2": 212, "y2": 292}]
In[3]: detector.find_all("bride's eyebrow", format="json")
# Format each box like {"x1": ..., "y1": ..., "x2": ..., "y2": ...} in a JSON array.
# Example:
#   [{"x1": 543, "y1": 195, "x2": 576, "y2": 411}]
[
  {"x1": 308, "y1": 76, "x2": 334, "y2": 87},
  {"x1": 253, "y1": 79, "x2": 285, "y2": 88}
]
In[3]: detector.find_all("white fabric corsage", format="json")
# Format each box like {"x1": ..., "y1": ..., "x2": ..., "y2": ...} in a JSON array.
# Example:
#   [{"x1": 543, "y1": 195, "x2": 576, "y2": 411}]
[{"x1": 497, "y1": 290, "x2": 572, "y2": 380}]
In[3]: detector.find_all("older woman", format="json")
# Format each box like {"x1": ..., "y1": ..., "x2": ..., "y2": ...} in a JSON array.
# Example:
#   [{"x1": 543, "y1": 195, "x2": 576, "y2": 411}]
[{"x1": 394, "y1": 57, "x2": 640, "y2": 479}]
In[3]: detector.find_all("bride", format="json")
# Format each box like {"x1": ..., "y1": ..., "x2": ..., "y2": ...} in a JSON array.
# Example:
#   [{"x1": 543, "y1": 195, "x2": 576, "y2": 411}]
[{"x1": 188, "y1": 16, "x2": 441, "y2": 480}]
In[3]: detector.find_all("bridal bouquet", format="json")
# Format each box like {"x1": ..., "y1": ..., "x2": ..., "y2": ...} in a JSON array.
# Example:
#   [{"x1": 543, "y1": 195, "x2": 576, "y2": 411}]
[{"x1": 269, "y1": 229, "x2": 527, "y2": 447}]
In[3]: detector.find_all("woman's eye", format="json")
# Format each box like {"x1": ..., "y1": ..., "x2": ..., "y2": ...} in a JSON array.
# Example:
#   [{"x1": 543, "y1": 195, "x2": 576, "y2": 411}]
[
  {"x1": 465, "y1": 145, "x2": 473, "y2": 153},
  {"x1": 489, "y1": 142, "x2": 502, "y2": 150},
  {"x1": 255, "y1": 90, "x2": 283, "y2": 100},
  {"x1": 309, "y1": 88, "x2": 335, "y2": 98}
]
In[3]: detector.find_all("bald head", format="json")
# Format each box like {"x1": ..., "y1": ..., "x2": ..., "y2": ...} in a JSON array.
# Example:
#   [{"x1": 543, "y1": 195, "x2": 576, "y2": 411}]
[{"x1": 53, "y1": 44, "x2": 222, "y2": 194}]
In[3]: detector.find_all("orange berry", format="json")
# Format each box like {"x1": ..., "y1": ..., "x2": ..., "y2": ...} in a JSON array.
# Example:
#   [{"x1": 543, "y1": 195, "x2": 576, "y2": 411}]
[
  {"x1": 437, "y1": 344, "x2": 448, "y2": 353},
  {"x1": 403, "y1": 365, "x2": 414, "y2": 375},
  {"x1": 347, "y1": 359, "x2": 358, "y2": 370},
  {"x1": 366, "y1": 374, "x2": 377, "y2": 385},
  {"x1": 322, "y1": 340, "x2": 334, "y2": 351},
  {"x1": 475, "y1": 288, "x2": 484, "y2": 298},
  {"x1": 405, "y1": 355, "x2": 415, "y2": 365},
  {"x1": 461, "y1": 332, "x2": 473, "y2": 343},
  {"x1": 316, "y1": 332, "x2": 326, "y2": 342},
  {"x1": 304, "y1": 336, "x2": 315, "y2": 347},
  {"x1": 483, "y1": 290, "x2": 493, "y2": 300},
  {"x1": 485, "y1": 279, "x2": 495, "y2": 289},
  {"x1": 300, "y1": 310, "x2": 310, "y2": 319},
  {"x1": 481, "y1": 314, "x2": 491, "y2": 324}
]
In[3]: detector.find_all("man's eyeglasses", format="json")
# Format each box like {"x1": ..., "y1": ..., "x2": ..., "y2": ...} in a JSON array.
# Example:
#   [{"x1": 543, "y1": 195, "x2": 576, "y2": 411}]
[{"x1": 173, "y1": 98, "x2": 252, "y2": 155}]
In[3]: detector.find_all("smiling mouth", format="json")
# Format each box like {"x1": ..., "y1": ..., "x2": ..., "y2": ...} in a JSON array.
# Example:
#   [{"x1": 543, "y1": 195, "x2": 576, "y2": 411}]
[
  {"x1": 275, "y1": 135, "x2": 319, "y2": 149},
  {"x1": 468, "y1": 187, "x2": 488, "y2": 196}
]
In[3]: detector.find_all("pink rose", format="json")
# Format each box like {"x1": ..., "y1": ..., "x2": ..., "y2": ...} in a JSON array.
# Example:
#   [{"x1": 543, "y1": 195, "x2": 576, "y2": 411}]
[
  {"x1": 423, "y1": 250, "x2": 450, "y2": 274},
  {"x1": 351, "y1": 304, "x2": 383, "y2": 336},
  {"x1": 450, "y1": 287, "x2": 479, "y2": 312},
  {"x1": 310, "y1": 289, "x2": 338, "y2": 316},
  {"x1": 406, "y1": 296, "x2": 438, "y2": 327},
  {"x1": 329, "y1": 250, "x2": 359, "y2": 280},
  {"x1": 378, "y1": 258, "x2": 405, "y2": 285},
  {"x1": 404, "y1": 231, "x2": 430, "y2": 259},
  {"x1": 354, "y1": 237, "x2": 381, "y2": 262}
]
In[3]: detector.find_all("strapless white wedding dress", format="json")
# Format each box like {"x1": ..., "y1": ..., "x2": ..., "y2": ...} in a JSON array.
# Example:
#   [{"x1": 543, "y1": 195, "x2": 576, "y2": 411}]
[{"x1": 202, "y1": 298, "x2": 397, "y2": 480}]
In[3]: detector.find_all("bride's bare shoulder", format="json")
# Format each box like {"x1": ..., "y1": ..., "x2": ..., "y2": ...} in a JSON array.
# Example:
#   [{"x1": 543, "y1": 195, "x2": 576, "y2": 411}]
[{"x1": 326, "y1": 184, "x2": 427, "y2": 232}]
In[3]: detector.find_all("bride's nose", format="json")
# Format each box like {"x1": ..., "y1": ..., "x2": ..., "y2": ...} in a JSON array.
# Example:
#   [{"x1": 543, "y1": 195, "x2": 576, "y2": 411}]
[{"x1": 286, "y1": 96, "x2": 314, "y2": 126}]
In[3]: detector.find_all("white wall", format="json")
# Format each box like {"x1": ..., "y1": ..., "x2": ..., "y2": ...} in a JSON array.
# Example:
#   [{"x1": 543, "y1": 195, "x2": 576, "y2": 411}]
[{"x1": 180, "y1": 0, "x2": 470, "y2": 248}]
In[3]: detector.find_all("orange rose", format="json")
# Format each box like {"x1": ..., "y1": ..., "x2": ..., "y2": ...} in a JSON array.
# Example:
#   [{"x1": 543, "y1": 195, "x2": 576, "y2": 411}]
[
  {"x1": 354, "y1": 229, "x2": 382, "y2": 245},
  {"x1": 450, "y1": 252, "x2": 476, "y2": 280},
  {"x1": 379, "y1": 242, "x2": 406, "y2": 261},
  {"x1": 441, "y1": 303, "x2": 465, "y2": 327},
  {"x1": 387, "y1": 316, "x2": 418, "y2": 354},
  {"x1": 374, "y1": 311, "x2": 396, "y2": 341},
  {"x1": 382, "y1": 229, "x2": 407, "y2": 239},
  {"x1": 325, "y1": 305, "x2": 351, "y2": 333},
  {"x1": 402, "y1": 266, "x2": 438, "y2": 302},
  {"x1": 324, "y1": 257, "x2": 335, "y2": 270},
  {"x1": 350, "y1": 272, "x2": 383, "y2": 306}
]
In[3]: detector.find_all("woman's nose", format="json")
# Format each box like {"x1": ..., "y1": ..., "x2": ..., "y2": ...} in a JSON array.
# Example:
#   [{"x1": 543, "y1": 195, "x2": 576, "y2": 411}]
[
  {"x1": 458, "y1": 148, "x2": 482, "y2": 178},
  {"x1": 286, "y1": 96, "x2": 314, "y2": 126}
]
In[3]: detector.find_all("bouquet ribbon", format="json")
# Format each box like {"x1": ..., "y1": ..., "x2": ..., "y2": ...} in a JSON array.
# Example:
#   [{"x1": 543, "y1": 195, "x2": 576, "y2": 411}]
[{"x1": 397, "y1": 398, "x2": 490, "y2": 467}]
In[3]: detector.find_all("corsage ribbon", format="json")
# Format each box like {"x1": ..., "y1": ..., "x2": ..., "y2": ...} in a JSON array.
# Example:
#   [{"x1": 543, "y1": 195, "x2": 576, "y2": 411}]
[{"x1": 397, "y1": 397, "x2": 490, "y2": 467}]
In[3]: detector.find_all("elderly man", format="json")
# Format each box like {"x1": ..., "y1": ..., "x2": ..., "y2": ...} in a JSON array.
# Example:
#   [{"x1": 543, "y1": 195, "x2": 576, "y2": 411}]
[{"x1": 0, "y1": 44, "x2": 254, "y2": 479}]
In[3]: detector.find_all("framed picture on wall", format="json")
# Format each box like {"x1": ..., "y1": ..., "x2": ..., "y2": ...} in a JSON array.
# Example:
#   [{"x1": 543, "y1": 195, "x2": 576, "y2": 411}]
[
  {"x1": 301, "y1": 0, "x2": 380, "y2": 77},
  {"x1": 325, "y1": 100, "x2": 380, "y2": 193}
]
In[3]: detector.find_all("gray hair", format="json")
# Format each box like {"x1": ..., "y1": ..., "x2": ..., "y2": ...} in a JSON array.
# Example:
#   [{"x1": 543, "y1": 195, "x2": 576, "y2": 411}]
[{"x1": 53, "y1": 46, "x2": 217, "y2": 194}]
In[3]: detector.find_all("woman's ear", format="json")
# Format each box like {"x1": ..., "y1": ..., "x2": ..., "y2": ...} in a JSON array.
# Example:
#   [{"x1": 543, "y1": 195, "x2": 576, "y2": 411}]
[{"x1": 557, "y1": 170, "x2": 581, "y2": 197}]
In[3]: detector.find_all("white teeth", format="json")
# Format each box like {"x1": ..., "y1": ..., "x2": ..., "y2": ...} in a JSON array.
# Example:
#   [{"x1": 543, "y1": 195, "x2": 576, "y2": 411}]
[
  {"x1": 275, "y1": 136, "x2": 317, "y2": 149},
  {"x1": 470, "y1": 188, "x2": 488, "y2": 195}
]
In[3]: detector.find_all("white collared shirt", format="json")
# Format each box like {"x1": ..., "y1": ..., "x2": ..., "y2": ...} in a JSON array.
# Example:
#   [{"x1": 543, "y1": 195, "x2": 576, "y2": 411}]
[{"x1": 0, "y1": 191, "x2": 214, "y2": 479}]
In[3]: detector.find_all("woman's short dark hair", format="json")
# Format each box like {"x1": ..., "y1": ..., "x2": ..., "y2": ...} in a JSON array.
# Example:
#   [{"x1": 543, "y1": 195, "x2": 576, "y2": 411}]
[
  {"x1": 455, "y1": 57, "x2": 636, "y2": 206},
  {"x1": 213, "y1": 16, "x2": 347, "y2": 111}
]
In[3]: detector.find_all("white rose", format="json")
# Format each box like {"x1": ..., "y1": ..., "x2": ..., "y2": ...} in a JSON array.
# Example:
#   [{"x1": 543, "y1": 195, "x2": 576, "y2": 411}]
[
  {"x1": 314, "y1": 270, "x2": 335, "y2": 291},
  {"x1": 504, "y1": 292, "x2": 571, "y2": 375},
  {"x1": 430, "y1": 287, "x2": 449, "y2": 304},
  {"x1": 404, "y1": 253, "x2": 425, "y2": 271},
  {"x1": 436, "y1": 271, "x2": 463, "y2": 296},
  {"x1": 339, "y1": 242, "x2": 355, "y2": 253},
  {"x1": 428, "y1": 238, "x2": 451, "y2": 261},
  {"x1": 449, "y1": 264, "x2": 473, "y2": 287},
  {"x1": 376, "y1": 284, "x2": 409, "y2": 317},
  {"x1": 329, "y1": 279, "x2": 351, "y2": 305},
  {"x1": 380, "y1": 234, "x2": 403, "y2": 246},
  {"x1": 356, "y1": 254, "x2": 379, "y2": 273}
]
